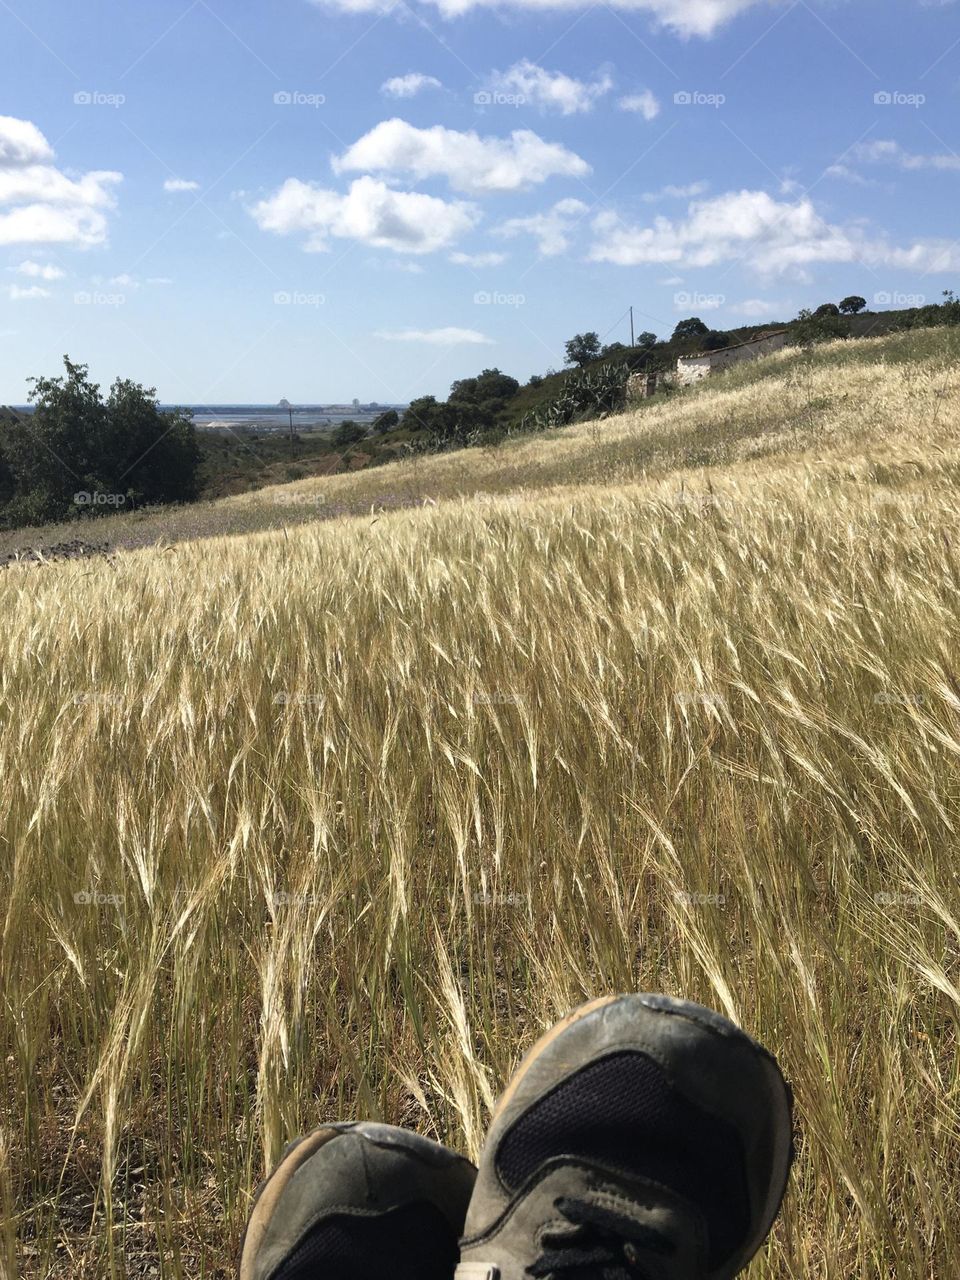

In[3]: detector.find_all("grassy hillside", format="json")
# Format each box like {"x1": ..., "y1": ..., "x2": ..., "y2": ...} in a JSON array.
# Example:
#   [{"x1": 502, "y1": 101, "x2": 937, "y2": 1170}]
[
  {"x1": 2, "y1": 327, "x2": 959, "y2": 1277},
  {"x1": 2, "y1": 326, "x2": 957, "y2": 562}
]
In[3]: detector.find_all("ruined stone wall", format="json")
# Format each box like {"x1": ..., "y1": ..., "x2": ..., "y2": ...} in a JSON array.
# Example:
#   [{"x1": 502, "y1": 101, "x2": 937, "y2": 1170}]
[{"x1": 676, "y1": 331, "x2": 786, "y2": 387}]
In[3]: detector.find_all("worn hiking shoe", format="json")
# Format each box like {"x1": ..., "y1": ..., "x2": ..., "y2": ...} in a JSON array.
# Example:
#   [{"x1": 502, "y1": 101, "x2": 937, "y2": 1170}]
[
  {"x1": 240, "y1": 1121, "x2": 477, "y2": 1280},
  {"x1": 456, "y1": 994, "x2": 794, "y2": 1280}
]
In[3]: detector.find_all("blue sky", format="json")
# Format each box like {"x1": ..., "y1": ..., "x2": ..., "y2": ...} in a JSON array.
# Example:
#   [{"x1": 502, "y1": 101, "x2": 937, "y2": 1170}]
[{"x1": 1, "y1": 0, "x2": 958, "y2": 403}]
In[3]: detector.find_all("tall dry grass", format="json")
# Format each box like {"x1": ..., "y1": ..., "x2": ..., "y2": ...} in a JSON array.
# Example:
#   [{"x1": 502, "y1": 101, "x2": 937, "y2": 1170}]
[{"x1": 1, "y1": 329, "x2": 959, "y2": 1277}]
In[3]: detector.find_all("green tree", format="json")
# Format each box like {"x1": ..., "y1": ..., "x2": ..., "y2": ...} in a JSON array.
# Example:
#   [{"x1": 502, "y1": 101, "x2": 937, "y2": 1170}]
[
  {"x1": 1, "y1": 358, "x2": 108, "y2": 521},
  {"x1": 103, "y1": 377, "x2": 200, "y2": 505},
  {"x1": 372, "y1": 409, "x2": 400, "y2": 433},
  {"x1": 839, "y1": 296, "x2": 867, "y2": 315},
  {"x1": 402, "y1": 396, "x2": 456, "y2": 443},
  {"x1": 449, "y1": 368, "x2": 520, "y2": 404},
  {"x1": 564, "y1": 332, "x2": 601, "y2": 367},
  {"x1": 814, "y1": 303, "x2": 841, "y2": 318},
  {"x1": 0, "y1": 427, "x2": 14, "y2": 508},
  {"x1": 331, "y1": 419, "x2": 366, "y2": 447},
  {"x1": 0, "y1": 357, "x2": 201, "y2": 526},
  {"x1": 635, "y1": 331, "x2": 658, "y2": 348},
  {"x1": 672, "y1": 317, "x2": 709, "y2": 341},
  {"x1": 791, "y1": 308, "x2": 849, "y2": 346}
]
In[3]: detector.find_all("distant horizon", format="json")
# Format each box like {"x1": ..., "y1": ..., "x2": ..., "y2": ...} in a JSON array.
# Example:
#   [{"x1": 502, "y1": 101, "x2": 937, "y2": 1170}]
[{"x1": 6, "y1": 400, "x2": 410, "y2": 412}]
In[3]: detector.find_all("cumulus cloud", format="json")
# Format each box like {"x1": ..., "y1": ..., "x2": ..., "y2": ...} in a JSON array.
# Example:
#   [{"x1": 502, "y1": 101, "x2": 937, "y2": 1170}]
[
  {"x1": 495, "y1": 197, "x2": 588, "y2": 256},
  {"x1": 251, "y1": 174, "x2": 478, "y2": 254},
  {"x1": 164, "y1": 177, "x2": 200, "y2": 192},
  {"x1": 0, "y1": 115, "x2": 121, "y2": 247},
  {"x1": 0, "y1": 117, "x2": 53, "y2": 167},
  {"x1": 373, "y1": 326, "x2": 494, "y2": 344},
  {"x1": 381, "y1": 73, "x2": 443, "y2": 97},
  {"x1": 487, "y1": 61, "x2": 613, "y2": 114},
  {"x1": 311, "y1": 0, "x2": 769, "y2": 37},
  {"x1": 619, "y1": 90, "x2": 661, "y2": 120},
  {"x1": 15, "y1": 259, "x2": 64, "y2": 279},
  {"x1": 333, "y1": 119, "x2": 590, "y2": 194},
  {"x1": 588, "y1": 188, "x2": 960, "y2": 276},
  {"x1": 449, "y1": 250, "x2": 508, "y2": 266}
]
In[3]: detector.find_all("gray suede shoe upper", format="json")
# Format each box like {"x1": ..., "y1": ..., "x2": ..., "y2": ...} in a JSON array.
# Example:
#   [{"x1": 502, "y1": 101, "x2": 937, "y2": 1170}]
[
  {"x1": 457, "y1": 994, "x2": 793, "y2": 1280},
  {"x1": 241, "y1": 1121, "x2": 477, "y2": 1280}
]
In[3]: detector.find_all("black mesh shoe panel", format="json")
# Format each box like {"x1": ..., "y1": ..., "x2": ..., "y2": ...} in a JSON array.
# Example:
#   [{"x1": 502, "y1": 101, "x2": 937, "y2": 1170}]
[
  {"x1": 495, "y1": 1050, "x2": 750, "y2": 1269},
  {"x1": 271, "y1": 1202, "x2": 459, "y2": 1280}
]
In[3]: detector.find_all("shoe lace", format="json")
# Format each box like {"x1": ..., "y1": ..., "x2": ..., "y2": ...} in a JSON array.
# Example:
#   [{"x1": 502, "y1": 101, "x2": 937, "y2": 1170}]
[{"x1": 526, "y1": 1195, "x2": 676, "y2": 1280}]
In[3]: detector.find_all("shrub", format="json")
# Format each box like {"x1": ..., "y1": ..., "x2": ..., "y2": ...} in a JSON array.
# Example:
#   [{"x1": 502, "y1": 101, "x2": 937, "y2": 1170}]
[{"x1": 0, "y1": 357, "x2": 200, "y2": 527}]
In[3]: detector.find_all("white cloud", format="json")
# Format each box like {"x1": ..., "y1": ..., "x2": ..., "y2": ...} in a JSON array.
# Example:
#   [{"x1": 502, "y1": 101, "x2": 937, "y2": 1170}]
[
  {"x1": 381, "y1": 73, "x2": 443, "y2": 98},
  {"x1": 824, "y1": 163, "x2": 877, "y2": 186},
  {"x1": 164, "y1": 177, "x2": 200, "y2": 192},
  {"x1": 374, "y1": 326, "x2": 494, "y2": 344},
  {"x1": 729, "y1": 298, "x2": 786, "y2": 317},
  {"x1": 495, "y1": 197, "x2": 588, "y2": 256},
  {"x1": 146, "y1": 276, "x2": 174, "y2": 285},
  {"x1": 8, "y1": 283, "x2": 50, "y2": 299},
  {"x1": 449, "y1": 250, "x2": 508, "y2": 266},
  {"x1": 15, "y1": 259, "x2": 64, "y2": 279},
  {"x1": 589, "y1": 188, "x2": 960, "y2": 276},
  {"x1": 641, "y1": 180, "x2": 708, "y2": 202},
  {"x1": 0, "y1": 117, "x2": 53, "y2": 167},
  {"x1": 0, "y1": 116, "x2": 121, "y2": 246},
  {"x1": 251, "y1": 174, "x2": 478, "y2": 254},
  {"x1": 311, "y1": 0, "x2": 771, "y2": 38},
  {"x1": 845, "y1": 139, "x2": 960, "y2": 173},
  {"x1": 487, "y1": 61, "x2": 613, "y2": 114},
  {"x1": 619, "y1": 90, "x2": 661, "y2": 120},
  {"x1": 333, "y1": 119, "x2": 590, "y2": 194}
]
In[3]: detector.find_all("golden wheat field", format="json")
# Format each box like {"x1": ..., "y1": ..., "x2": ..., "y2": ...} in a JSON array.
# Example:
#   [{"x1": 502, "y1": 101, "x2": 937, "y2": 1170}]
[{"x1": 2, "y1": 330, "x2": 959, "y2": 1278}]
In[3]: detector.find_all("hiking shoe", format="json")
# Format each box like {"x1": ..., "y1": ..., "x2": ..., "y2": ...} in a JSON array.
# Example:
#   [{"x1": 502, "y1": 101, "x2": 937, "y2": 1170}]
[
  {"x1": 240, "y1": 1121, "x2": 477, "y2": 1280},
  {"x1": 456, "y1": 994, "x2": 794, "y2": 1280}
]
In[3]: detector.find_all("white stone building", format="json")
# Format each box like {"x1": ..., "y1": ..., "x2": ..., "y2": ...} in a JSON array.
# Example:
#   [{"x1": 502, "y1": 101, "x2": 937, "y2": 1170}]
[{"x1": 676, "y1": 330, "x2": 787, "y2": 387}]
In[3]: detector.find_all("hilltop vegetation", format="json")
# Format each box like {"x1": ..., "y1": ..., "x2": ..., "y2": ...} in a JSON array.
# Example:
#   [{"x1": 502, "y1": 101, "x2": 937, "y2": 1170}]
[
  {"x1": 1, "y1": 324, "x2": 957, "y2": 561},
  {"x1": 2, "y1": 327, "x2": 960, "y2": 1277},
  {"x1": 3, "y1": 293, "x2": 959, "y2": 532}
]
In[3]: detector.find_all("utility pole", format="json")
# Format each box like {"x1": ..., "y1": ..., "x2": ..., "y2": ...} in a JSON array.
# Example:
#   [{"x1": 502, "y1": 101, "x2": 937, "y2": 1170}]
[{"x1": 629, "y1": 306, "x2": 635, "y2": 347}]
